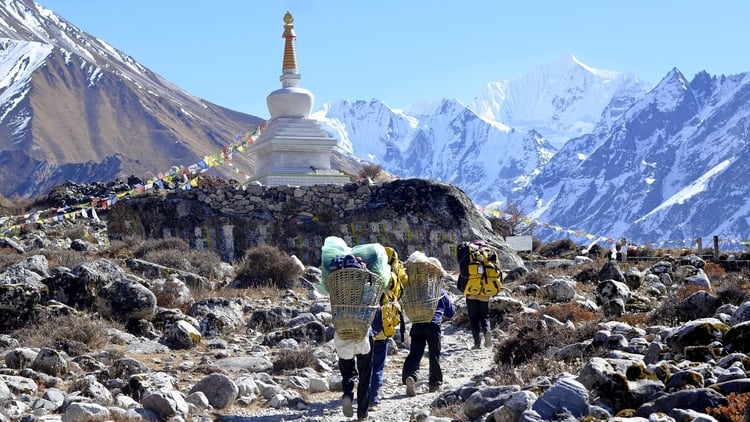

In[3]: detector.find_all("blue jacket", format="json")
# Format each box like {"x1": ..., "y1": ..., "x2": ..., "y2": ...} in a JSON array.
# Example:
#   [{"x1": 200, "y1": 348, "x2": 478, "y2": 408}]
[
  {"x1": 371, "y1": 307, "x2": 384, "y2": 335},
  {"x1": 431, "y1": 290, "x2": 455, "y2": 325}
]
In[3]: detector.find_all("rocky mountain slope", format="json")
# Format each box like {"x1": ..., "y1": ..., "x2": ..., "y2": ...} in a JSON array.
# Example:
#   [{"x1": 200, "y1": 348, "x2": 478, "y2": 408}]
[{"x1": 0, "y1": 0, "x2": 264, "y2": 198}]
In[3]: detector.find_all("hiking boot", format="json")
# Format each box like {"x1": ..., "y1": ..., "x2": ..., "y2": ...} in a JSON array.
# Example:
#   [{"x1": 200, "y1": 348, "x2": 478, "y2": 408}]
[
  {"x1": 405, "y1": 376, "x2": 417, "y2": 397},
  {"x1": 357, "y1": 411, "x2": 369, "y2": 420},
  {"x1": 472, "y1": 342, "x2": 481, "y2": 350},
  {"x1": 429, "y1": 384, "x2": 442, "y2": 393},
  {"x1": 369, "y1": 400, "x2": 379, "y2": 410},
  {"x1": 342, "y1": 395, "x2": 353, "y2": 418},
  {"x1": 484, "y1": 331, "x2": 492, "y2": 348}
]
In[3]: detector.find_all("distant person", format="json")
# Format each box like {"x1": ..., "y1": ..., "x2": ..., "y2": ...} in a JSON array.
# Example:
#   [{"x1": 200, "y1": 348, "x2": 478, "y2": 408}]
[
  {"x1": 456, "y1": 240, "x2": 501, "y2": 350},
  {"x1": 401, "y1": 289, "x2": 455, "y2": 396}
]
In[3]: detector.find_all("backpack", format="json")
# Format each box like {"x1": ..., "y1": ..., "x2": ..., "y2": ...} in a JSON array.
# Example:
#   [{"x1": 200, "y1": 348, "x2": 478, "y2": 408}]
[
  {"x1": 329, "y1": 254, "x2": 366, "y2": 271},
  {"x1": 456, "y1": 240, "x2": 502, "y2": 297},
  {"x1": 377, "y1": 247, "x2": 407, "y2": 340}
]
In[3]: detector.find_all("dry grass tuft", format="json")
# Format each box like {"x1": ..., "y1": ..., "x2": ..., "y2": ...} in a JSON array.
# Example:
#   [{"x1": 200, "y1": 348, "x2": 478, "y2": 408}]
[
  {"x1": 495, "y1": 313, "x2": 599, "y2": 366},
  {"x1": 272, "y1": 347, "x2": 320, "y2": 373},
  {"x1": 714, "y1": 271, "x2": 750, "y2": 306},
  {"x1": 492, "y1": 352, "x2": 583, "y2": 387},
  {"x1": 541, "y1": 302, "x2": 597, "y2": 323},
  {"x1": 0, "y1": 250, "x2": 26, "y2": 272},
  {"x1": 12, "y1": 309, "x2": 123, "y2": 356},
  {"x1": 35, "y1": 248, "x2": 88, "y2": 269}
]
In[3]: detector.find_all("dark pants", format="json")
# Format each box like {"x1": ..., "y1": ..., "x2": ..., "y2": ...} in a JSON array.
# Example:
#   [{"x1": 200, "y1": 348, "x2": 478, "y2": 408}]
[
  {"x1": 402, "y1": 322, "x2": 443, "y2": 387},
  {"x1": 466, "y1": 298, "x2": 490, "y2": 345},
  {"x1": 339, "y1": 337, "x2": 374, "y2": 417},
  {"x1": 370, "y1": 339, "x2": 389, "y2": 403}
]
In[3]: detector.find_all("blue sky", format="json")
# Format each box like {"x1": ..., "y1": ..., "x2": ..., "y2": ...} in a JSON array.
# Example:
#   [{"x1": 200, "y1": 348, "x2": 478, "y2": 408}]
[{"x1": 39, "y1": 1, "x2": 750, "y2": 119}]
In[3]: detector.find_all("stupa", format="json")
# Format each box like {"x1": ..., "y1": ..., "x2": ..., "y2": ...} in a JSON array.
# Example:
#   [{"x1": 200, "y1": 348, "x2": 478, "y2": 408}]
[{"x1": 247, "y1": 11, "x2": 349, "y2": 186}]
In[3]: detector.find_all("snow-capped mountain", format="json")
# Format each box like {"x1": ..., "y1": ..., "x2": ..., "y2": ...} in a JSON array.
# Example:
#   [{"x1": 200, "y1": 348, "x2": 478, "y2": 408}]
[
  {"x1": 314, "y1": 58, "x2": 750, "y2": 246},
  {"x1": 517, "y1": 69, "x2": 750, "y2": 245},
  {"x1": 314, "y1": 55, "x2": 652, "y2": 208},
  {"x1": 315, "y1": 98, "x2": 556, "y2": 205},
  {"x1": 470, "y1": 54, "x2": 651, "y2": 149},
  {"x1": 0, "y1": 0, "x2": 263, "y2": 197}
]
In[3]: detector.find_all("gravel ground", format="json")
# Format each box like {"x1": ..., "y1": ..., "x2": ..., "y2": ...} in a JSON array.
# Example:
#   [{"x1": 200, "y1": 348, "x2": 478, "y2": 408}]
[{"x1": 215, "y1": 323, "x2": 496, "y2": 422}]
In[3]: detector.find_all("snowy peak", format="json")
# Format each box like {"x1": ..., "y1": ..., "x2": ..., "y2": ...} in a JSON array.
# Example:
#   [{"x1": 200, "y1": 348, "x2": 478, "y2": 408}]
[{"x1": 469, "y1": 54, "x2": 651, "y2": 148}]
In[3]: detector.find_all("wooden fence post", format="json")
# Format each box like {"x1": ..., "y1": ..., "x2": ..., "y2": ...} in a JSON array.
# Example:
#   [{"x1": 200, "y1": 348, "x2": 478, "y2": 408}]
[
  {"x1": 713, "y1": 236, "x2": 719, "y2": 261},
  {"x1": 696, "y1": 237, "x2": 702, "y2": 254}
]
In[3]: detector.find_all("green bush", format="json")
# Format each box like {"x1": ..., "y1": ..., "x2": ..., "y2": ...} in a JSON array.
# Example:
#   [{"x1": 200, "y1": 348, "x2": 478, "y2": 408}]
[{"x1": 235, "y1": 245, "x2": 303, "y2": 289}]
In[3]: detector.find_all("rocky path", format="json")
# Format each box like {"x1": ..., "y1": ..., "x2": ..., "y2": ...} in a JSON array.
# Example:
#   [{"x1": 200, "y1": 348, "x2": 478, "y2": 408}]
[{"x1": 217, "y1": 323, "x2": 496, "y2": 422}]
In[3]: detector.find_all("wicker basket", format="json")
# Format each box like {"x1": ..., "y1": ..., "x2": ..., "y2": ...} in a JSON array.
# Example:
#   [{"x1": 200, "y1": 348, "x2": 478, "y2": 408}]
[
  {"x1": 402, "y1": 261, "x2": 444, "y2": 323},
  {"x1": 324, "y1": 268, "x2": 386, "y2": 341}
]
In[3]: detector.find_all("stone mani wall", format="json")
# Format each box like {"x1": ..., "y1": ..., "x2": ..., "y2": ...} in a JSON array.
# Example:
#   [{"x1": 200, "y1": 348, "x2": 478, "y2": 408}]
[{"x1": 107, "y1": 179, "x2": 522, "y2": 272}]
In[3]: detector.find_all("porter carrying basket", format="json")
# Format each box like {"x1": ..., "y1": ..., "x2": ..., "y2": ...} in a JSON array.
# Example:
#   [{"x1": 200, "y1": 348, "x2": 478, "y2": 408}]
[
  {"x1": 402, "y1": 261, "x2": 444, "y2": 323},
  {"x1": 324, "y1": 268, "x2": 386, "y2": 341}
]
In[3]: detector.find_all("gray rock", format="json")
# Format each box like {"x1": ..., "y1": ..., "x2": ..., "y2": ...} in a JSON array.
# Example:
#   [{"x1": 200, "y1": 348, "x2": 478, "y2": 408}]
[
  {"x1": 189, "y1": 373, "x2": 239, "y2": 410},
  {"x1": 531, "y1": 377, "x2": 589, "y2": 420},
  {"x1": 141, "y1": 389, "x2": 189, "y2": 418},
  {"x1": 62, "y1": 402, "x2": 110, "y2": 422}
]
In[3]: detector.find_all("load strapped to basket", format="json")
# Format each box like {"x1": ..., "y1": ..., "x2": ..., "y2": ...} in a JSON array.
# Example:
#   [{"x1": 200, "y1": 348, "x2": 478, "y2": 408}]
[
  {"x1": 401, "y1": 251, "x2": 446, "y2": 323},
  {"x1": 319, "y1": 236, "x2": 390, "y2": 341}
]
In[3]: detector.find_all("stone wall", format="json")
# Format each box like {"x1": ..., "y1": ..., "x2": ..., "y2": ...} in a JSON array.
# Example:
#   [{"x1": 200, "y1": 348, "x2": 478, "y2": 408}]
[{"x1": 107, "y1": 178, "x2": 525, "y2": 272}]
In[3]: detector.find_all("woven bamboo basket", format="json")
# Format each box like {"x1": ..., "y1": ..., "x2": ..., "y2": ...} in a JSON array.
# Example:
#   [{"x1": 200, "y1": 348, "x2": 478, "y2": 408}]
[
  {"x1": 324, "y1": 268, "x2": 386, "y2": 341},
  {"x1": 402, "y1": 261, "x2": 444, "y2": 323}
]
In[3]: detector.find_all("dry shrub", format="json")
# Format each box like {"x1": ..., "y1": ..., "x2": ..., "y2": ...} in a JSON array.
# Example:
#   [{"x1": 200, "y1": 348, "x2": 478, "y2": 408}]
[
  {"x1": 100, "y1": 234, "x2": 143, "y2": 260},
  {"x1": 37, "y1": 248, "x2": 87, "y2": 269},
  {"x1": 536, "y1": 238, "x2": 579, "y2": 259},
  {"x1": 12, "y1": 310, "x2": 121, "y2": 356},
  {"x1": 358, "y1": 163, "x2": 383, "y2": 181},
  {"x1": 495, "y1": 314, "x2": 598, "y2": 366},
  {"x1": 705, "y1": 392, "x2": 749, "y2": 422},
  {"x1": 542, "y1": 302, "x2": 596, "y2": 323},
  {"x1": 62, "y1": 224, "x2": 90, "y2": 241},
  {"x1": 272, "y1": 348, "x2": 320, "y2": 373},
  {"x1": 187, "y1": 249, "x2": 225, "y2": 280},
  {"x1": 714, "y1": 272, "x2": 750, "y2": 306},
  {"x1": 235, "y1": 245, "x2": 303, "y2": 289},
  {"x1": 617, "y1": 312, "x2": 648, "y2": 327},
  {"x1": 430, "y1": 401, "x2": 465, "y2": 420},
  {"x1": 492, "y1": 352, "x2": 582, "y2": 387},
  {"x1": 141, "y1": 248, "x2": 190, "y2": 271},
  {"x1": 0, "y1": 250, "x2": 25, "y2": 272},
  {"x1": 134, "y1": 237, "x2": 190, "y2": 258},
  {"x1": 704, "y1": 261, "x2": 726, "y2": 278},
  {"x1": 646, "y1": 284, "x2": 709, "y2": 326}
]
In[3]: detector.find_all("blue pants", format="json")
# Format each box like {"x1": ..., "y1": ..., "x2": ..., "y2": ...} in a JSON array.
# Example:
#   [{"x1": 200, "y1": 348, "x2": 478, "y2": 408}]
[
  {"x1": 339, "y1": 336, "x2": 374, "y2": 417},
  {"x1": 370, "y1": 339, "x2": 389, "y2": 404}
]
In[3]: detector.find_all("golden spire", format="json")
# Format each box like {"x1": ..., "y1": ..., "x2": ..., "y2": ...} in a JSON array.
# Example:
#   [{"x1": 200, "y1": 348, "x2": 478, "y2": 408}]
[{"x1": 281, "y1": 11, "x2": 297, "y2": 73}]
